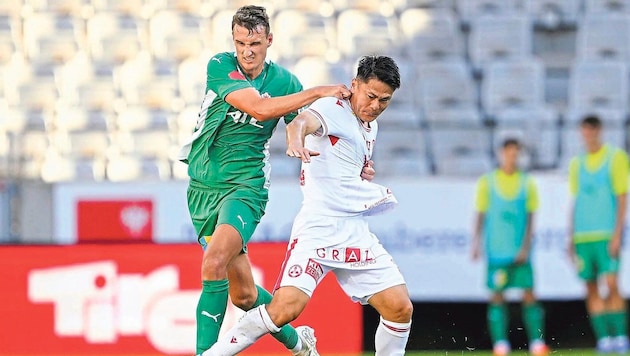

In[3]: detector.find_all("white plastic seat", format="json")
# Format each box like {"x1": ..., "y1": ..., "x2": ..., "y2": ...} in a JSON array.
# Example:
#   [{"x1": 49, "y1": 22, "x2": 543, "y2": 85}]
[
  {"x1": 568, "y1": 61, "x2": 629, "y2": 116},
  {"x1": 178, "y1": 55, "x2": 208, "y2": 105},
  {"x1": 457, "y1": 0, "x2": 524, "y2": 24},
  {"x1": 399, "y1": 8, "x2": 464, "y2": 63},
  {"x1": 23, "y1": 12, "x2": 83, "y2": 63},
  {"x1": 291, "y1": 56, "x2": 349, "y2": 89},
  {"x1": 428, "y1": 125, "x2": 494, "y2": 176},
  {"x1": 88, "y1": 12, "x2": 145, "y2": 63},
  {"x1": 481, "y1": 58, "x2": 546, "y2": 117},
  {"x1": 585, "y1": 0, "x2": 630, "y2": 13},
  {"x1": 25, "y1": 0, "x2": 85, "y2": 16},
  {"x1": 468, "y1": 15, "x2": 533, "y2": 70},
  {"x1": 336, "y1": 9, "x2": 400, "y2": 59},
  {"x1": 273, "y1": 10, "x2": 336, "y2": 61},
  {"x1": 106, "y1": 154, "x2": 171, "y2": 181},
  {"x1": 391, "y1": 0, "x2": 455, "y2": 11},
  {"x1": 371, "y1": 129, "x2": 430, "y2": 176},
  {"x1": 577, "y1": 13, "x2": 630, "y2": 61},
  {"x1": 149, "y1": 10, "x2": 205, "y2": 61},
  {"x1": 91, "y1": 0, "x2": 146, "y2": 17},
  {"x1": 417, "y1": 60, "x2": 480, "y2": 124},
  {"x1": 526, "y1": 0, "x2": 581, "y2": 29}
]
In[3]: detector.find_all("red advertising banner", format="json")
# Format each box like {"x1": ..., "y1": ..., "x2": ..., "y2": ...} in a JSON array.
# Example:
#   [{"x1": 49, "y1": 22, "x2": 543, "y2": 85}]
[
  {"x1": 0, "y1": 243, "x2": 362, "y2": 355},
  {"x1": 76, "y1": 200, "x2": 154, "y2": 242}
]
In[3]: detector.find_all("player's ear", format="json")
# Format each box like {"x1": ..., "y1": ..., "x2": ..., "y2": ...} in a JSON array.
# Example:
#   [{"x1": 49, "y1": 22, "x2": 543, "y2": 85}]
[{"x1": 267, "y1": 32, "x2": 273, "y2": 47}]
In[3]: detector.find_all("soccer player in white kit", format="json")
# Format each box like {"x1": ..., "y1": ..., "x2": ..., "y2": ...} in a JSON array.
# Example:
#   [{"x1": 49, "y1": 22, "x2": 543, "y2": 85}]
[{"x1": 202, "y1": 55, "x2": 413, "y2": 356}]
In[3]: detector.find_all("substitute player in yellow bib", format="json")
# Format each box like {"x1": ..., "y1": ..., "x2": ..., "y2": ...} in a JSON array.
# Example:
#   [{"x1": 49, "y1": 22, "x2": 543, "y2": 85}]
[
  {"x1": 472, "y1": 138, "x2": 549, "y2": 356},
  {"x1": 568, "y1": 115, "x2": 629, "y2": 354}
]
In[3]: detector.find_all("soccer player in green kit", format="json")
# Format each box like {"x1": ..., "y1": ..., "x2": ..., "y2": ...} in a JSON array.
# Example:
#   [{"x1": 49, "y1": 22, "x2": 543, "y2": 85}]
[
  {"x1": 177, "y1": 5, "x2": 353, "y2": 356},
  {"x1": 568, "y1": 115, "x2": 629, "y2": 354},
  {"x1": 472, "y1": 138, "x2": 549, "y2": 356}
]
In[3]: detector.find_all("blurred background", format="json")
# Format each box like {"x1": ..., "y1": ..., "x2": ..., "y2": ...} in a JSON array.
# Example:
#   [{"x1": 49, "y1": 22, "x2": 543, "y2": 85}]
[{"x1": 0, "y1": 0, "x2": 629, "y2": 354}]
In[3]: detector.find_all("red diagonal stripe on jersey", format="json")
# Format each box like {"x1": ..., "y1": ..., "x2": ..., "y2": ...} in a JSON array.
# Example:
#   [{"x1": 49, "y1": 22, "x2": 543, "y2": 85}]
[{"x1": 329, "y1": 135, "x2": 339, "y2": 146}]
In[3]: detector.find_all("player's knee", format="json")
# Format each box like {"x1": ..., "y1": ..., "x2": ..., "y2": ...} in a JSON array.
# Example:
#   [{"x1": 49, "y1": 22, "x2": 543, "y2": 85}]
[
  {"x1": 266, "y1": 301, "x2": 301, "y2": 327},
  {"x1": 201, "y1": 254, "x2": 229, "y2": 280},
  {"x1": 386, "y1": 298, "x2": 413, "y2": 322},
  {"x1": 231, "y1": 293, "x2": 257, "y2": 311}
]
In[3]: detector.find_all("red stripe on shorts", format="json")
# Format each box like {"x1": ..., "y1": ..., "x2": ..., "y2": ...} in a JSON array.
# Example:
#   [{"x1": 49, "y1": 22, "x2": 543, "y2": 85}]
[{"x1": 273, "y1": 238, "x2": 299, "y2": 292}]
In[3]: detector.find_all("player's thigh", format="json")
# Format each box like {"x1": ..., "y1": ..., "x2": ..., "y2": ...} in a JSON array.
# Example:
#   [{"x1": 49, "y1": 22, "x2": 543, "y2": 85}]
[
  {"x1": 334, "y1": 248, "x2": 407, "y2": 305},
  {"x1": 507, "y1": 263, "x2": 534, "y2": 290},
  {"x1": 187, "y1": 185, "x2": 220, "y2": 247},
  {"x1": 593, "y1": 240, "x2": 620, "y2": 277},
  {"x1": 574, "y1": 242, "x2": 597, "y2": 281},
  {"x1": 487, "y1": 265, "x2": 509, "y2": 291},
  {"x1": 216, "y1": 198, "x2": 262, "y2": 248}
]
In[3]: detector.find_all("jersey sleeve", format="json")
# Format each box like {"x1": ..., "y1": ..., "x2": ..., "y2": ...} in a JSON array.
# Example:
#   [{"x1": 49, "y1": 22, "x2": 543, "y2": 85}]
[
  {"x1": 611, "y1": 148, "x2": 629, "y2": 195},
  {"x1": 307, "y1": 97, "x2": 351, "y2": 137},
  {"x1": 525, "y1": 176, "x2": 539, "y2": 212},
  {"x1": 475, "y1": 175, "x2": 490, "y2": 212},
  {"x1": 206, "y1": 53, "x2": 252, "y2": 100},
  {"x1": 568, "y1": 156, "x2": 579, "y2": 196}
]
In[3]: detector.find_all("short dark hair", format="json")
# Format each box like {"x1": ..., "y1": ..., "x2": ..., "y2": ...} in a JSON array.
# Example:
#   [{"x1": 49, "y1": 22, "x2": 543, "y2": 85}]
[
  {"x1": 502, "y1": 137, "x2": 521, "y2": 149},
  {"x1": 356, "y1": 55, "x2": 400, "y2": 91},
  {"x1": 581, "y1": 115, "x2": 602, "y2": 128},
  {"x1": 232, "y1": 5, "x2": 270, "y2": 35}
]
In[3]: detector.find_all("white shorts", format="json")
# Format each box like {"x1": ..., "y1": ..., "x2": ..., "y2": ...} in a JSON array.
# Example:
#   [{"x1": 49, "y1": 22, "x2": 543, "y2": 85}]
[{"x1": 274, "y1": 211, "x2": 406, "y2": 305}]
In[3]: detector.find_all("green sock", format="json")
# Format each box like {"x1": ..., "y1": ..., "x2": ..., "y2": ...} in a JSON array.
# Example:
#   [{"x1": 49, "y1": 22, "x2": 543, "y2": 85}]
[
  {"x1": 523, "y1": 302, "x2": 545, "y2": 342},
  {"x1": 607, "y1": 310, "x2": 628, "y2": 337},
  {"x1": 196, "y1": 279, "x2": 229, "y2": 354},
  {"x1": 488, "y1": 303, "x2": 509, "y2": 344},
  {"x1": 590, "y1": 312, "x2": 610, "y2": 341},
  {"x1": 252, "y1": 285, "x2": 299, "y2": 350}
]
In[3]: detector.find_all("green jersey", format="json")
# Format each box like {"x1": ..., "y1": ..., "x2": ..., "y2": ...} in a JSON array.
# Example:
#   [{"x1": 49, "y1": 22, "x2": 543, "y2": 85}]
[{"x1": 179, "y1": 52, "x2": 303, "y2": 190}]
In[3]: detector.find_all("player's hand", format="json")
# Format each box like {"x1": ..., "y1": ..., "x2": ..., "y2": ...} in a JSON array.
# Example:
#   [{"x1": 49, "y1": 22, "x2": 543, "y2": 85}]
[
  {"x1": 319, "y1": 84, "x2": 351, "y2": 100},
  {"x1": 609, "y1": 235, "x2": 621, "y2": 258},
  {"x1": 361, "y1": 160, "x2": 375, "y2": 181},
  {"x1": 286, "y1": 146, "x2": 319, "y2": 163},
  {"x1": 471, "y1": 242, "x2": 481, "y2": 261},
  {"x1": 514, "y1": 248, "x2": 529, "y2": 265},
  {"x1": 566, "y1": 239, "x2": 577, "y2": 266}
]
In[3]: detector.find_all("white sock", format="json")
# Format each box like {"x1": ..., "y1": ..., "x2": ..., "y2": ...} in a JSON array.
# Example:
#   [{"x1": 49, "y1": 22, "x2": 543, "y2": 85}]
[
  {"x1": 202, "y1": 305, "x2": 279, "y2": 355},
  {"x1": 374, "y1": 316, "x2": 412, "y2": 356}
]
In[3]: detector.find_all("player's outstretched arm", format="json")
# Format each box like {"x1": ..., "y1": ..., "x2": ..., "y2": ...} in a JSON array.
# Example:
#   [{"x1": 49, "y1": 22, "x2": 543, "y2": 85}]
[
  {"x1": 226, "y1": 85, "x2": 350, "y2": 122},
  {"x1": 285, "y1": 111, "x2": 322, "y2": 163}
]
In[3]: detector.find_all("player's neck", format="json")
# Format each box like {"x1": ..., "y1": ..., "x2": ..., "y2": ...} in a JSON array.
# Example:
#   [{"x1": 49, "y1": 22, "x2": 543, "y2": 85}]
[
  {"x1": 586, "y1": 142, "x2": 603, "y2": 154},
  {"x1": 500, "y1": 166, "x2": 517, "y2": 175}
]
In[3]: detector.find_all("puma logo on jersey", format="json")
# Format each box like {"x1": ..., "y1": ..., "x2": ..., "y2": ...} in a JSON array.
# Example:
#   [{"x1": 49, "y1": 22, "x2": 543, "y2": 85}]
[
  {"x1": 237, "y1": 215, "x2": 247, "y2": 228},
  {"x1": 201, "y1": 311, "x2": 221, "y2": 322},
  {"x1": 211, "y1": 57, "x2": 221, "y2": 63}
]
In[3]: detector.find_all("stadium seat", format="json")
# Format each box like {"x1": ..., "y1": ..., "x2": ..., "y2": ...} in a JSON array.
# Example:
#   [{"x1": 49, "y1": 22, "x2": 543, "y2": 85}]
[
  {"x1": 53, "y1": 107, "x2": 113, "y2": 158},
  {"x1": 391, "y1": 0, "x2": 456, "y2": 11},
  {"x1": 330, "y1": 0, "x2": 386, "y2": 13},
  {"x1": 153, "y1": 0, "x2": 212, "y2": 16},
  {"x1": 106, "y1": 153, "x2": 171, "y2": 181},
  {"x1": 23, "y1": 12, "x2": 83, "y2": 63},
  {"x1": 149, "y1": 10, "x2": 206, "y2": 62},
  {"x1": 91, "y1": 0, "x2": 147, "y2": 18},
  {"x1": 175, "y1": 105, "x2": 200, "y2": 147},
  {"x1": 567, "y1": 60, "x2": 629, "y2": 115},
  {"x1": 118, "y1": 56, "x2": 179, "y2": 110},
  {"x1": 25, "y1": 0, "x2": 85, "y2": 16},
  {"x1": 481, "y1": 58, "x2": 547, "y2": 117},
  {"x1": 88, "y1": 12, "x2": 145, "y2": 63},
  {"x1": 0, "y1": 14, "x2": 20, "y2": 63},
  {"x1": 584, "y1": 0, "x2": 630, "y2": 13},
  {"x1": 273, "y1": 9, "x2": 337, "y2": 62},
  {"x1": 0, "y1": 0, "x2": 23, "y2": 17},
  {"x1": 417, "y1": 59, "x2": 481, "y2": 124},
  {"x1": 377, "y1": 56, "x2": 421, "y2": 128},
  {"x1": 210, "y1": 9, "x2": 237, "y2": 54},
  {"x1": 457, "y1": 0, "x2": 524, "y2": 25},
  {"x1": 371, "y1": 129, "x2": 431, "y2": 176},
  {"x1": 40, "y1": 150, "x2": 107, "y2": 182},
  {"x1": 290, "y1": 56, "x2": 349, "y2": 90},
  {"x1": 427, "y1": 124, "x2": 494, "y2": 176},
  {"x1": 115, "y1": 107, "x2": 174, "y2": 159},
  {"x1": 399, "y1": 7, "x2": 465, "y2": 63},
  {"x1": 576, "y1": 13, "x2": 630, "y2": 61},
  {"x1": 336, "y1": 9, "x2": 401, "y2": 59},
  {"x1": 178, "y1": 54, "x2": 208, "y2": 105},
  {"x1": 526, "y1": 0, "x2": 581, "y2": 29},
  {"x1": 468, "y1": 15, "x2": 533, "y2": 71}
]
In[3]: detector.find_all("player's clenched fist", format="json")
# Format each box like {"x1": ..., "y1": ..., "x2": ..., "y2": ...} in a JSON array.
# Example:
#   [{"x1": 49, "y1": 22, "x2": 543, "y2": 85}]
[{"x1": 316, "y1": 84, "x2": 351, "y2": 100}]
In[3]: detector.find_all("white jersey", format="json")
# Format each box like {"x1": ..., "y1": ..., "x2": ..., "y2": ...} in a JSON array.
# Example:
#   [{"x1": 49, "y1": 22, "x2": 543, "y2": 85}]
[{"x1": 300, "y1": 97, "x2": 397, "y2": 216}]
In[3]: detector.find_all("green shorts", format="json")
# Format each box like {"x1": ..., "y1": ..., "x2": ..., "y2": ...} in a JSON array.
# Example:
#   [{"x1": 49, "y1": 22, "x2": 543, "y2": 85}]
[
  {"x1": 574, "y1": 240, "x2": 619, "y2": 281},
  {"x1": 487, "y1": 263, "x2": 534, "y2": 291},
  {"x1": 187, "y1": 181, "x2": 266, "y2": 251}
]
